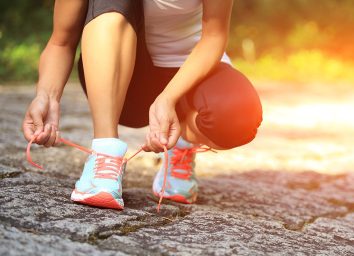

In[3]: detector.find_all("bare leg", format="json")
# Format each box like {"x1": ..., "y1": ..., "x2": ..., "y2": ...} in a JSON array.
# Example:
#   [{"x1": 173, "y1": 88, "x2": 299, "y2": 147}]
[
  {"x1": 81, "y1": 13, "x2": 137, "y2": 138},
  {"x1": 180, "y1": 108, "x2": 226, "y2": 150}
]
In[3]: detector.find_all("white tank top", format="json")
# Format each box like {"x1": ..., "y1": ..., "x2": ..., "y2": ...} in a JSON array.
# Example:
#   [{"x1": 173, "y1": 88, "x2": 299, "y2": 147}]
[{"x1": 143, "y1": 0, "x2": 232, "y2": 67}]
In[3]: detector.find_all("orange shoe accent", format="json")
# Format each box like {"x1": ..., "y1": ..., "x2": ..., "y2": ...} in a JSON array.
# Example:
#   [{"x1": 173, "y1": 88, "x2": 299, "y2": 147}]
[
  {"x1": 73, "y1": 191, "x2": 124, "y2": 210},
  {"x1": 153, "y1": 191, "x2": 197, "y2": 204}
]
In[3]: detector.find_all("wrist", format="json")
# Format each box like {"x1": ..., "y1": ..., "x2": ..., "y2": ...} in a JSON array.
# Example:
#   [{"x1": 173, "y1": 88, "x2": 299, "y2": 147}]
[
  {"x1": 36, "y1": 86, "x2": 62, "y2": 102},
  {"x1": 160, "y1": 88, "x2": 181, "y2": 106}
]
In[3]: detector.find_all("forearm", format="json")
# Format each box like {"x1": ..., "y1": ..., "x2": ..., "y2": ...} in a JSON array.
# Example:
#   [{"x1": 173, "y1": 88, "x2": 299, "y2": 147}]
[
  {"x1": 36, "y1": 41, "x2": 77, "y2": 101},
  {"x1": 36, "y1": 0, "x2": 87, "y2": 101},
  {"x1": 161, "y1": 0, "x2": 233, "y2": 104},
  {"x1": 162, "y1": 36, "x2": 226, "y2": 104}
]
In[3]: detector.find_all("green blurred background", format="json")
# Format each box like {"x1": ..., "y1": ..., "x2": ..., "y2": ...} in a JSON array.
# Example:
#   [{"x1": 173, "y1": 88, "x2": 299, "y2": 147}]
[{"x1": 1, "y1": 0, "x2": 354, "y2": 84}]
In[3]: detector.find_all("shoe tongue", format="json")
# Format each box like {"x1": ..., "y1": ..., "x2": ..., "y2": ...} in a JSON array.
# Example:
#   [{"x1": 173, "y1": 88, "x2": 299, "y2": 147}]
[
  {"x1": 176, "y1": 137, "x2": 194, "y2": 149},
  {"x1": 91, "y1": 138, "x2": 127, "y2": 157}
]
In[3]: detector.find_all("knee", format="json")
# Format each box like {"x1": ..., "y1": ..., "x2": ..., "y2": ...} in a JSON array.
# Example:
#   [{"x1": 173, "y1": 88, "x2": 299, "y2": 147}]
[
  {"x1": 196, "y1": 96, "x2": 263, "y2": 149},
  {"x1": 193, "y1": 67, "x2": 263, "y2": 149}
]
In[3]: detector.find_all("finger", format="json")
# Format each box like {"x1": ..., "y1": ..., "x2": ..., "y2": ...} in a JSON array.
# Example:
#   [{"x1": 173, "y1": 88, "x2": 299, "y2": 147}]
[
  {"x1": 36, "y1": 123, "x2": 51, "y2": 145},
  {"x1": 23, "y1": 125, "x2": 34, "y2": 142},
  {"x1": 149, "y1": 132, "x2": 163, "y2": 153},
  {"x1": 159, "y1": 118, "x2": 169, "y2": 146},
  {"x1": 147, "y1": 134, "x2": 159, "y2": 153},
  {"x1": 142, "y1": 134, "x2": 152, "y2": 152},
  {"x1": 29, "y1": 110, "x2": 45, "y2": 137},
  {"x1": 167, "y1": 120, "x2": 181, "y2": 149},
  {"x1": 44, "y1": 125, "x2": 57, "y2": 148},
  {"x1": 22, "y1": 112, "x2": 35, "y2": 142},
  {"x1": 54, "y1": 130, "x2": 61, "y2": 146},
  {"x1": 151, "y1": 136, "x2": 164, "y2": 153},
  {"x1": 149, "y1": 132, "x2": 159, "y2": 153},
  {"x1": 141, "y1": 143, "x2": 150, "y2": 152}
]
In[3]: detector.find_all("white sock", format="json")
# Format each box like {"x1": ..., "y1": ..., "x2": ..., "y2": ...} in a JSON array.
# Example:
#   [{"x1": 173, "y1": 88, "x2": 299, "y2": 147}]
[{"x1": 91, "y1": 138, "x2": 127, "y2": 157}]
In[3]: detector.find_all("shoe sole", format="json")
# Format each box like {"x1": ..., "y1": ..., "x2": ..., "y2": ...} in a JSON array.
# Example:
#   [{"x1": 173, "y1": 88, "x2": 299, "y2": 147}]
[
  {"x1": 152, "y1": 191, "x2": 197, "y2": 204},
  {"x1": 71, "y1": 190, "x2": 124, "y2": 210}
]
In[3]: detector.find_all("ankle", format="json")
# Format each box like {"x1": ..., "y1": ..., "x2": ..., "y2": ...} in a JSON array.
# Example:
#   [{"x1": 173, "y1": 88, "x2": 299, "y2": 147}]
[
  {"x1": 91, "y1": 137, "x2": 127, "y2": 157},
  {"x1": 93, "y1": 126, "x2": 118, "y2": 138},
  {"x1": 93, "y1": 132, "x2": 118, "y2": 138}
]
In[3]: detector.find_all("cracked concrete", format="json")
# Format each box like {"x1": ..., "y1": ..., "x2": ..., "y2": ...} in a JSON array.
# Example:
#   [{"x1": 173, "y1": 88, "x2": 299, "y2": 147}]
[{"x1": 0, "y1": 84, "x2": 353, "y2": 255}]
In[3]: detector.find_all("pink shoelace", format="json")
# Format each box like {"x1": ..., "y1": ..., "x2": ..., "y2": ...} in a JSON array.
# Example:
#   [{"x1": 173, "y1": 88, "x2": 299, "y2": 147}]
[
  {"x1": 93, "y1": 154, "x2": 124, "y2": 180},
  {"x1": 170, "y1": 146, "x2": 213, "y2": 180},
  {"x1": 26, "y1": 136, "x2": 168, "y2": 212}
]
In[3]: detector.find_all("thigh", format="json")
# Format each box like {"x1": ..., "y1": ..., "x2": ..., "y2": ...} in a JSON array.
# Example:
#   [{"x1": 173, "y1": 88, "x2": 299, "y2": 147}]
[
  {"x1": 77, "y1": 0, "x2": 143, "y2": 95},
  {"x1": 77, "y1": 0, "x2": 151, "y2": 127},
  {"x1": 184, "y1": 63, "x2": 263, "y2": 148}
]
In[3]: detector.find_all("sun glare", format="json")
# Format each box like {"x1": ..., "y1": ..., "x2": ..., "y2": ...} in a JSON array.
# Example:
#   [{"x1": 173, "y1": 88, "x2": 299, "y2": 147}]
[{"x1": 196, "y1": 87, "x2": 354, "y2": 176}]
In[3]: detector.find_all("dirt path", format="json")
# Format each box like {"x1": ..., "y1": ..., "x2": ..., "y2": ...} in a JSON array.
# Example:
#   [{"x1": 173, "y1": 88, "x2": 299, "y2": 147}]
[{"x1": 0, "y1": 84, "x2": 353, "y2": 255}]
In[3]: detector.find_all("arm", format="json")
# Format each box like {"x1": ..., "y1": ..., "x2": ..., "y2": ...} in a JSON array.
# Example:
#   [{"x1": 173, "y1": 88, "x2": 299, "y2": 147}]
[
  {"x1": 37, "y1": 0, "x2": 87, "y2": 101},
  {"x1": 162, "y1": 0, "x2": 233, "y2": 103},
  {"x1": 144, "y1": 0, "x2": 233, "y2": 152},
  {"x1": 23, "y1": 0, "x2": 87, "y2": 146}
]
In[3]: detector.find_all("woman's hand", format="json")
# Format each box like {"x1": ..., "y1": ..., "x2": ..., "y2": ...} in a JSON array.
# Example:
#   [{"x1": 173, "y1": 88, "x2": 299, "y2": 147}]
[
  {"x1": 143, "y1": 94, "x2": 181, "y2": 153},
  {"x1": 22, "y1": 92, "x2": 61, "y2": 147}
]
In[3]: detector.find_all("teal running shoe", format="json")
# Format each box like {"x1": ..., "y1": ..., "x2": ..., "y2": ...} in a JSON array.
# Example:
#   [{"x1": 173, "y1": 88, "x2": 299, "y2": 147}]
[
  {"x1": 71, "y1": 138, "x2": 127, "y2": 209},
  {"x1": 153, "y1": 137, "x2": 199, "y2": 204}
]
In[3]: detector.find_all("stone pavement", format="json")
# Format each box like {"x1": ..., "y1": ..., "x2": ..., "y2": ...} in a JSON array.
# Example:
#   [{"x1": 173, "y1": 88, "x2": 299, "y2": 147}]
[{"x1": 0, "y1": 85, "x2": 353, "y2": 255}]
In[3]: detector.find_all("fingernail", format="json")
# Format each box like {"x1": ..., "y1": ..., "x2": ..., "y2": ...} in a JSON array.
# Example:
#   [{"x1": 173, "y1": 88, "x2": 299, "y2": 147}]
[{"x1": 160, "y1": 137, "x2": 167, "y2": 145}]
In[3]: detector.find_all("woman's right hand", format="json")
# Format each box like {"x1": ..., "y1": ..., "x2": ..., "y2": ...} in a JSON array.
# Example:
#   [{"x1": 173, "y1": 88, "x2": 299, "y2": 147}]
[{"x1": 22, "y1": 92, "x2": 60, "y2": 147}]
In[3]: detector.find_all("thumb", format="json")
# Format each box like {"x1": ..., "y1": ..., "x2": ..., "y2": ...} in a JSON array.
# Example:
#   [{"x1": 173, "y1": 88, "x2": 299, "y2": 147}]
[
  {"x1": 159, "y1": 118, "x2": 170, "y2": 145},
  {"x1": 30, "y1": 111, "x2": 45, "y2": 137},
  {"x1": 167, "y1": 118, "x2": 181, "y2": 149}
]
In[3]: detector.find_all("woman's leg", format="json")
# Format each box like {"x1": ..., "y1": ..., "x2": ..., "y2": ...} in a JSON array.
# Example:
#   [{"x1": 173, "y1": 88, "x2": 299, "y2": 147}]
[
  {"x1": 179, "y1": 63, "x2": 263, "y2": 149},
  {"x1": 180, "y1": 110, "x2": 219, "y2": 147},
  {"x1": 152, "y1": 63, "x2": 262, "y2": 205},
  {"x1": 81, "y1": 12, "x2": 137, "y2": 138}
]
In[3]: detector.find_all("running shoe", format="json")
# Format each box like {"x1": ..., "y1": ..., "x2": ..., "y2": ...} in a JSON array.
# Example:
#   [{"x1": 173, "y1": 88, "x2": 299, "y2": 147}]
[
  {"x1": 152, "y1": 137, "x2": 199, "y2": 204},
  {"x1": 71, "y1": 139, "x2": 127, "y2": 209}
]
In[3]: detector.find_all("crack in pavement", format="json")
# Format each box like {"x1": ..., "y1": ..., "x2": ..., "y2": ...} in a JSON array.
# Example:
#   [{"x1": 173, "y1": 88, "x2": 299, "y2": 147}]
[
  {"x1": 283, "y1": 199, "x2": 354, "y2": 232},
  {"x1": 286, "y1": 173, "x2": 347, "y2": 191}
]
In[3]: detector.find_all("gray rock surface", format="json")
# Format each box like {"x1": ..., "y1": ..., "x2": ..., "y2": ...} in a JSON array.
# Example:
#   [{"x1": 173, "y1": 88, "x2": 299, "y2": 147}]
[{"x1": 0, "y1": 85, "x2": 353, "y2": 255}]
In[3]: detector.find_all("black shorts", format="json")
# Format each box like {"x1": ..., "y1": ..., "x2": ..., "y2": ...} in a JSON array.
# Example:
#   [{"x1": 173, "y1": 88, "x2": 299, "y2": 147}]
[
  {"x1": 78, "y1": 0, "x2": 263, "y2": 149},
  {"x1": 84, "y1": 0, "x2": 143, "y2": 34}
]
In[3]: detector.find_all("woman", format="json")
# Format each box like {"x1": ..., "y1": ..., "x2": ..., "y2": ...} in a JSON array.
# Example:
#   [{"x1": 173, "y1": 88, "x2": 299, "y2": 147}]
[{"x1": 23, "y1": 0, "x2": 262, "y2": 210}]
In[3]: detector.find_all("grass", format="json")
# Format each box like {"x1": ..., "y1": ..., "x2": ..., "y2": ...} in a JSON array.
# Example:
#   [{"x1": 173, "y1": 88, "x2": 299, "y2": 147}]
[
  {"x1": 1, "y1": 44, "x2": 354, "y2": 87},
  {"x1": 233, "y1": 50, "x2": 354, "y2": 86}
]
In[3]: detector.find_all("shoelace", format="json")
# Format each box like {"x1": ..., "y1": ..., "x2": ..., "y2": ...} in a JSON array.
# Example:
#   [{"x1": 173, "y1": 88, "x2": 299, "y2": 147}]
[
  {"x1": 170, "y1": 146, "x2": 212, "y2": 180},
  {"x1": 93, "y1": 154, "x2": 124, "y2": 180},
  {"x1": 26, "y1": 135, "x2": 213, "y2": 212}
]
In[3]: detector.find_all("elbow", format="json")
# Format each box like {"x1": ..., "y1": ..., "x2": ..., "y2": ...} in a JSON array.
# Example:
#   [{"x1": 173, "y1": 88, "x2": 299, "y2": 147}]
[{"x1": 48, "y1": 30, "x2": 80, "y2": 50}]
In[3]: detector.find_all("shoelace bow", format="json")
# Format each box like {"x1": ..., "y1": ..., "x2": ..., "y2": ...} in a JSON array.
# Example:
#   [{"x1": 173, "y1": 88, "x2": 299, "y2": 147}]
[
  {"x1": 170, "y1": 146, "x2": 212, "y2": 180},
  {"x1": 26, "y1": 135, "x2": 213, "y2": 212}
]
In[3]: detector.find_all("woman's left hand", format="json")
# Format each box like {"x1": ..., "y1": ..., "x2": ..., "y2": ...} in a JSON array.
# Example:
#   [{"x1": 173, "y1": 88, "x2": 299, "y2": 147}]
[{"x1": 143, "y1": 94, "x2": 181, "y2": 153}]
